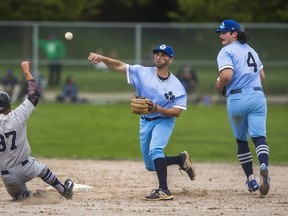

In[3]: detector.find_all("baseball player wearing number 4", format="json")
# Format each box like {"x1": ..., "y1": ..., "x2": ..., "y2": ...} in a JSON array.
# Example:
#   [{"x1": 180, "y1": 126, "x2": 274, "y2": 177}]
[
  {"x1": 0, "y1": 61, "x2": 74, "y2": 201},
  {"x1": 215, "y1": 20, "x2": 270, "y2": 196},
  {"x1": 88, "y1": 44, "x2": 196, "y2": 201}
]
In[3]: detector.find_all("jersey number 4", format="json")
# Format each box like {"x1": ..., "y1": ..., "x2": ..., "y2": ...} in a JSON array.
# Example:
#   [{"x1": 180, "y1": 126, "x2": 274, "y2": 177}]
[
  {"x1": 0, "y1": 131, "x2": 17, "y2": 152},
  {"x1": 247, "y1": 52, "x2": 257, "y2": 72}
]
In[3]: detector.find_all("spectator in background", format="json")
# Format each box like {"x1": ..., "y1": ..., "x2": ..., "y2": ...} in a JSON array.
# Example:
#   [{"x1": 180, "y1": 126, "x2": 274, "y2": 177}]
[
  {"x1": 176, "y1": 64, "x2": 199, "y2": 94},
  {"x1": 57, "y1": 75, "x2": 78, "y2": 103},
  {"x1": 17, "y1": 73, "x2": 47, "y2": 102},
  {"x1": 39, "y1": 32, "x2": 66, "y2": 86},
  {"x1": 0, "y1": 69, "x2": 19, "y2": 100}
]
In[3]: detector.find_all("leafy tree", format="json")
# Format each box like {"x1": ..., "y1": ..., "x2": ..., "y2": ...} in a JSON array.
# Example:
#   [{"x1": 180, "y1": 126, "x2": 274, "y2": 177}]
[
  {"x1": 0, "y1": 0, "x2": 103, "y2": 21},
  {"x1": 0, "y1": 0, "x2": 287, "y2": 22},
  {"x1": 169, "y1": 0, "x2": 288, "y2": 22},
  {"x1": 91, "y1": 0, "x2": 178, "y2": 22}
]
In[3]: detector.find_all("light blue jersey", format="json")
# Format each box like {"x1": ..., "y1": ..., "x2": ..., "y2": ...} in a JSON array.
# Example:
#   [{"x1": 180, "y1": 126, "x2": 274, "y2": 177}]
[
  {"x1": 217, "y1": 41, "x2": 267, "y2": 140},
  {"x1": 217, "y1": 41, "x2": 263, "y2": 96},
  {"x1": 126, "y1": 64, "x2": 187, "y2": 171},
  {"x1": 126, "y1": 64, "x2": 187, "y2": 118}
]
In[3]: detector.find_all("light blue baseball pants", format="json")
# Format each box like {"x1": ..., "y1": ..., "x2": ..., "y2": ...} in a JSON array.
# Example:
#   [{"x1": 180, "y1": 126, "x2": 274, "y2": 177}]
[
  {"x1": 139, "y1": 117, "x2": 175, "y2": 171},
  {"x1": 227, "y1": 88, "x2": 267, "y2": 141}
]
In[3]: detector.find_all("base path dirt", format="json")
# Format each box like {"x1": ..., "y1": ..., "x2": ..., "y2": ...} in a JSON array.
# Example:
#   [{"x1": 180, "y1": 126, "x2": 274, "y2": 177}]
[{"x1": 0, "y1": 159, "x2": 287, "y2": 216}]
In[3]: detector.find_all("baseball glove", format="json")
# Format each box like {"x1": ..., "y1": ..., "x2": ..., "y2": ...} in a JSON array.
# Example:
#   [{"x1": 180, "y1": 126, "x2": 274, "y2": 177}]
[
  {"x1": 130, "y1": 95, "x2": 157, "y2": 114},
  {"x1": 218, "y1": 86, "x2": 227, "y2": 97}
]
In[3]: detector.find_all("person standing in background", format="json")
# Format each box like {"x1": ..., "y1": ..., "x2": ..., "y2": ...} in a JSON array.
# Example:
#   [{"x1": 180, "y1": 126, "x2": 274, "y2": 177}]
[
  {"x1": 39, "y1": 32, "x2": 66, "y2": 86},
  {"x1": 215, "y1": 19, "x2": 270, "y2": 196}
]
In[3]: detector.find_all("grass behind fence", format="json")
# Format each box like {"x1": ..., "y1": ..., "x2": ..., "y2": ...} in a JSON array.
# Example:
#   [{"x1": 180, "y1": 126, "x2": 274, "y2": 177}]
[
  {"x1": 25, "y1": 102, "x2": 288, "y2": 164},
  {"x1": 2, "y1": 64, "x2": 287, "y2": 95},
  {"x1": 50, "y1": 65, "x2": 288, "y2": 95}
]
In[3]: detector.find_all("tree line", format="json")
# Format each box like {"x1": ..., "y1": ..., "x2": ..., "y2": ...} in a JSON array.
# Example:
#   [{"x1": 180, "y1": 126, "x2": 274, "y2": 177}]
[{"x1": 0, "y1": 0, "x2": 287, "y2": 23}]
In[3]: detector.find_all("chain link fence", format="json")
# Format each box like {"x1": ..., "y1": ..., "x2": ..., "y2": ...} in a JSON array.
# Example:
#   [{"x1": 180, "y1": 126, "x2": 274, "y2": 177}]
[{"x1": 0, "y1": 21, "x2": 287, "y2": 97}]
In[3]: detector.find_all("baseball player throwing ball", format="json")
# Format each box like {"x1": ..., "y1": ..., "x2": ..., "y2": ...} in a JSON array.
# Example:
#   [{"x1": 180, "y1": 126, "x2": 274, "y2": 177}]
[
  {"x1": 88, "y1": 44, "x2": 195, "y2": 201},
  {"x1": 0, "y1": 61, "x2": 74, "y2": 201}
]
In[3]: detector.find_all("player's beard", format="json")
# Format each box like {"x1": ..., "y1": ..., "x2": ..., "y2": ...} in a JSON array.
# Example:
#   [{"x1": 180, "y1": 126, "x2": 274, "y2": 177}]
[{"x1": 155, "y1": 60, "x2": 169, "y2": 69}]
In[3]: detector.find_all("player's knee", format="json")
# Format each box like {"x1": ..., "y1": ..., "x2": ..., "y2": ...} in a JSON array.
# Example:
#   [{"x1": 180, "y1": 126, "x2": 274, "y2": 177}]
[
  {"x1": 145, "y1": 165, "x2": 155, "y2": 171},
  {"x1": 144, "y1": 161, "x2": 155, "y2": 171},
  {"x1": 142, "y1": 155, "x2": 156, "y2": 171},
  {"x1": 149, "y1": 148, "x2": 164, "y2": 162},
  {"x1": 38, "y1": 164, "x2": 48, "y2": 178}
]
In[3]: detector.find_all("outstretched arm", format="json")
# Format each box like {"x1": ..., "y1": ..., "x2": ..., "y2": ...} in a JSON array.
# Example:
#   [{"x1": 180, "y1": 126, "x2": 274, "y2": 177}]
[
  {"x1": 21, "y1": 61, "x2": 40, "y2": 107},
  {"x1": 88, "y1": 52, "x2": 127, "y2": 74}
]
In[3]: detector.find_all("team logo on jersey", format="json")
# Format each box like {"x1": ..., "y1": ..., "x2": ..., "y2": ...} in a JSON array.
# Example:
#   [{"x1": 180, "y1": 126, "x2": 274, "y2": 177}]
[{"x1": 164, "y1": 91, "x2": 175, "y2": 100}]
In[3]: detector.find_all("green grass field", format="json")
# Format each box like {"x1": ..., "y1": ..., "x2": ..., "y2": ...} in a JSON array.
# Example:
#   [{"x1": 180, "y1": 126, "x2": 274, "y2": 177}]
[{"x1": 25, "y1": 102, "x2": 288, "y2": 165}]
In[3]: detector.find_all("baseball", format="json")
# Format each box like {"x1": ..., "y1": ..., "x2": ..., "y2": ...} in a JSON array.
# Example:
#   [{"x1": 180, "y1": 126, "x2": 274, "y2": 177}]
[{"x1": 65, "y1": 32, "x2": 73, "y2": 40}]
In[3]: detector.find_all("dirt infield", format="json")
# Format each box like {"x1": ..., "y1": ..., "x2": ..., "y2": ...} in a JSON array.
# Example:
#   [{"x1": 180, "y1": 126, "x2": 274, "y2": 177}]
[{"x1": 0, "y1": 159, "x2": 287, "y2": 216}]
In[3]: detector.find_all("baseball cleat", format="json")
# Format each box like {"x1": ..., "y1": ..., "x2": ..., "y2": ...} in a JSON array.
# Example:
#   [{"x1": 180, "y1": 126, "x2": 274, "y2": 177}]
[
  {"x1": 179, "y1": 151, "x2": 196, "y2": 180},
  {"x1": 62, "y1": 179, "x2": 74, "y2": 199},
  {"x1": 144, "y1": 188, "x2": 173, "y2": 201},
  {"x1": 246, "y1": 179, "x2": 259, "y2": 193},
  {"x1": 259, "y1": 164, "x2": 270, "y2": 195}
]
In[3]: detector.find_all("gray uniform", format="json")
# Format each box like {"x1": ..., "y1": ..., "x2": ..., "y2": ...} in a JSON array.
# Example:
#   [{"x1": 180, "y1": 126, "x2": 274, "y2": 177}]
[
  {"x1": 0, "y1": 64, "x2": 74, "y2": 201},
  {"x1": 0, "y1": 98, "x2": 46, "y2": 199}
]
